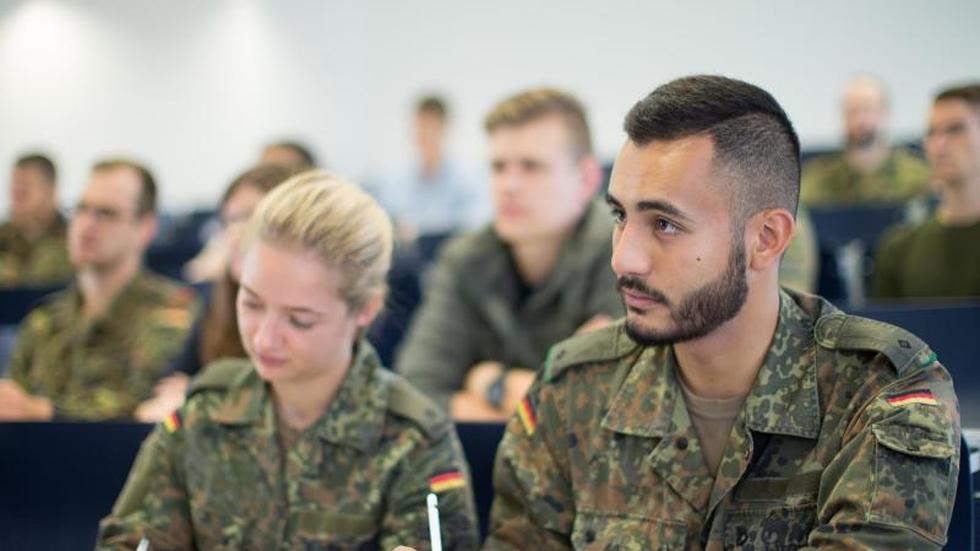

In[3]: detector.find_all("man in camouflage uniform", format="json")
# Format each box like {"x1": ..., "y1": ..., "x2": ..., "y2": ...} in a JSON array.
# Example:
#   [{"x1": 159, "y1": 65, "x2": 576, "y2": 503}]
[
  {"x1": 398, "y1": 88, "x2": 622, "y2": 422},
  {"x1": 0, "y1": 158, "x2": 198, "y2": 420},
  {"x1": 0, "y1": 153, "x2": 73, "y2": 286},
  {"x1": 98, "y1": 343, "x2": 479, "y2": 550},
  {"x1": 801, "y1": 75, "x2": 931, "y2": 207},
  {"x1": 486, "y1": 76, "x2": 960, "y2": 549}
]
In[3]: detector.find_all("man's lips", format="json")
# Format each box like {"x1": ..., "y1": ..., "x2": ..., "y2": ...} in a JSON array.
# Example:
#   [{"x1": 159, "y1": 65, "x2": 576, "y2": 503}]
[{"x1": 621, "y1": 289, "x2": 662, "y2": 310}]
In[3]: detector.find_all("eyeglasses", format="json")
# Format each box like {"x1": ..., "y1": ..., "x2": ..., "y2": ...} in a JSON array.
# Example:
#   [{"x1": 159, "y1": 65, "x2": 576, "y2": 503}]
[
  {"x1": 70, "y1": 202, "x2": 137, "y2": 224},
  {"x1": 925, "y1": 120, "x2": 977, "y2": 142}
]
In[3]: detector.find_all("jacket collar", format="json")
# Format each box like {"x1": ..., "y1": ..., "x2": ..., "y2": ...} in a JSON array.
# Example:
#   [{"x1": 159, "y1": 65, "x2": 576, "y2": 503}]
[
  {"x1": 601, "y1": 290, "x2": 821, "y2": 440},
  {"x1": 210, "y1": 340, "x2": 388, "y2": 452}
]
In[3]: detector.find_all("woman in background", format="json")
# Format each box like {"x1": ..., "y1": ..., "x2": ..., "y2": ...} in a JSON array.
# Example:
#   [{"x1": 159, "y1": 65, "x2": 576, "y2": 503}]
[
  {"x1": 99, "y1": 171, "x2": 479, "y2": 550},
  {"x1": 135, "y1": 163, "x2": 293, "y2": 421}
]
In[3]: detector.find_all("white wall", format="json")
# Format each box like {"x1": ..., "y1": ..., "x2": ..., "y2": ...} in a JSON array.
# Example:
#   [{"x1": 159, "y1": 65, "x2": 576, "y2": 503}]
[{"x1": 1, "y1": 0, "x2": 977, "y2": 213}]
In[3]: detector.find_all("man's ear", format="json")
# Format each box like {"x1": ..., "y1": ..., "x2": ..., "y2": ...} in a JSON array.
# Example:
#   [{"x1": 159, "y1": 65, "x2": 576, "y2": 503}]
[
  {"x1": 139, "y1": 213, "x2": 159, "y2": 249},
  {"x1": 576, "y1": 154, "x2": 604, "y2": 203},
  {"x1": 747, "y1": 208, "x2": 795, "y2": 271},
  {"x1": 354, "y1": 290, "x2": 385, "y2": 329}
]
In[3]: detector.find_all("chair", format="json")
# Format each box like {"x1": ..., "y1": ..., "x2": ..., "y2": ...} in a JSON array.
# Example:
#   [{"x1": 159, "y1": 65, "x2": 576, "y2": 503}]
[
  {"x1": 809, "y1": 203, "x2": 909, "y2": 302},
  {"x1": 0, "y1": 284, "x2": 66, "y2": 326},
  {"x1": 0, "y1": 421, "x2": 153, "y2": 550},
  {"x1": 455, "y1": 421, "x2": 507, "y2": 540}
]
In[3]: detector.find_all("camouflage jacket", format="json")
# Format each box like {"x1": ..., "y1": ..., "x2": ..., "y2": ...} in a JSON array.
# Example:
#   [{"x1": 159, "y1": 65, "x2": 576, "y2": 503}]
[
  {"x1": 800, "y1": 148, "x2": 931, "y2": 207},
  {"x1": 6, "y1": 271, "x2": 198, "y2": 420},
  {"x1": 486, "y1": 290, "x2": 960, "y2": 550},
  {"x1": 0, "y1": 215, "x2": 72, "y2": 286},
  {"x1": 98, "y1": 343, "x2": 480, "y2": 551},
  {"x1": 398, "y1": 200, "x2": 623, "y2": 411}
]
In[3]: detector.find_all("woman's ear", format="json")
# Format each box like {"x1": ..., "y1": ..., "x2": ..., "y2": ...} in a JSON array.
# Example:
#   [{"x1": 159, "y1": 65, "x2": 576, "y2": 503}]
[
  {"x1": 354, "y1": 290, "x2": 385, "y2": 329},
  {"x1": 748, "y1": 208, "x2": 795, "y2": 271}
]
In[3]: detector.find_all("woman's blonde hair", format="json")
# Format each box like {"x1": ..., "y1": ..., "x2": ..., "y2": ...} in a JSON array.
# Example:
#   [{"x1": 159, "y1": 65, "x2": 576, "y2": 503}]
[{"x1": 245, "y1": 170, "x2": 393, "y2": 311}]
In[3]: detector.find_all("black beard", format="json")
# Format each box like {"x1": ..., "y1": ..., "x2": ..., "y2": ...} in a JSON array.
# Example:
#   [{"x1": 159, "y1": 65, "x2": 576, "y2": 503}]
[{"x1": 620, "y1": 239, "x2": 749, "y2": 347}]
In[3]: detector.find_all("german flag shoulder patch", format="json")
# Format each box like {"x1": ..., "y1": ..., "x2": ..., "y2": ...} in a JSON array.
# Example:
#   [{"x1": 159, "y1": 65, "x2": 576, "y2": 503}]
[
  {"x1": 886, "y1": 389, "x2": 939, "y2": 407},
  {"x1": 517, "y1": 396, "x2": 537, "y2": 436},
  {"x1": 429, "y1": 471, "x2": 466, "y2": 493},
  {"x1": 163, "y1": 410, "x2": 182, "y2": 433}
]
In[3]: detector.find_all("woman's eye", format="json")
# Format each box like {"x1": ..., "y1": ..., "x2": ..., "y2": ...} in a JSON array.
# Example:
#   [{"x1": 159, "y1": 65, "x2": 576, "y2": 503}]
[{"x1": 289, "y1": 317, "x2": 315, "y2": 330}]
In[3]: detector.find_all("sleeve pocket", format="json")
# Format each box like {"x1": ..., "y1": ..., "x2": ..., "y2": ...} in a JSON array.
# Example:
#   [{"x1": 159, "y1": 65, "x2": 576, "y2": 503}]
[{"x1": 869, "y1": 423, "x2": 957, "y2": 545}]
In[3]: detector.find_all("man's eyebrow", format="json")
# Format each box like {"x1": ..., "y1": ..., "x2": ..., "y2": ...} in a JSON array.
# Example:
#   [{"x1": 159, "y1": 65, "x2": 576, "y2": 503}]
[
  {"x1": 605, "y1": 193, "x2": 692, "y2": 222},
  {"x1": 636, "y1": 199, "x2": 691, "y2": 222}
]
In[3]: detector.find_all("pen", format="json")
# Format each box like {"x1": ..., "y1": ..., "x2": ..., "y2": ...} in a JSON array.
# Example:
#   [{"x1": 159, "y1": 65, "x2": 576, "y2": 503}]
[{"x1": 427, "y1": 492, "x2": 442, "y2": 551}]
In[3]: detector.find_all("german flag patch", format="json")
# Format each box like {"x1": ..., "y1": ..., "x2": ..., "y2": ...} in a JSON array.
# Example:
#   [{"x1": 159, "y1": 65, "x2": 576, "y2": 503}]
[
  {"x1": 429, "y1": 471, "x2": 466, "y2": 493},
  {"x1": 886, "y1": 389, "x2": 939, "y2": 407},
  {"x1": 517, "y1": 396, "x2": 537, "y2": 436},
  {"x1": 163, "y1": 410, "x2": 182, "y2": 433}
]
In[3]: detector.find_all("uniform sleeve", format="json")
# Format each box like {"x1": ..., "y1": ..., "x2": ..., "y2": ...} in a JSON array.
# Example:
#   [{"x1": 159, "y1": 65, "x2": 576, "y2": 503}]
[
  {"x1": 804, "y1": 353, "x2": 960, "y2": 549},
  {"x1": 97, "y1": 423, "x2": 194, "y2": 550},
  {"x1": 379, "y1": 424, "x2": 481, "y2": 551},
  {"x1": 6, "y1": 310, "x2": 40, "y2": 386},
  {"x1": 484, "y1": 377, "x2": 575, "y2": 550},
  {"x1": 397, "y1": 248, "x2": 481, "y2": 411},
  {"x1": 124, "y1": 297, "x2": 202, "y2": 409}
]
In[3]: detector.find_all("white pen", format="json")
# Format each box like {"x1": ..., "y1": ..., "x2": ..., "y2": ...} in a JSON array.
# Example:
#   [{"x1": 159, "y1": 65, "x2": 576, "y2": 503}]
[
  {"x1": 426, "y1": 492, "x2": 443, "y2": 551},
  {"x1": 136, "y1": 537, "x2": 150, "y2": 551}
]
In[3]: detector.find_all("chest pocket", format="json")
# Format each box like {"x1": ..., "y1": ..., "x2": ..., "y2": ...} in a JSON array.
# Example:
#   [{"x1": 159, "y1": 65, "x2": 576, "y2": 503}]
[
  {"x1": 723, "y1": 471, "x2": 820, "y2": 550},
  {"x1": 292, "y1": 509, "x2": 379, "y2": 551},
  {"x1": 571, "y1": 509, "x2": 687, "y2": 550}
]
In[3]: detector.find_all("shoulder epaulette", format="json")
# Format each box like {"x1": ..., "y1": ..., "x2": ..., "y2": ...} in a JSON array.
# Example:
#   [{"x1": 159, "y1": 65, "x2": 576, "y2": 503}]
[
  {"x1": 188, "y1": 358, "x2": 253, "y2": 395},
  {"x1": 814, "y1": 312, "x2": 936, "y2": 374},
  {"x1": 543, "y1": 320, "x2": 639, "y2": 382},
  {"x1": 379, "y1": 369, "x2": 449, "y2": 440}
]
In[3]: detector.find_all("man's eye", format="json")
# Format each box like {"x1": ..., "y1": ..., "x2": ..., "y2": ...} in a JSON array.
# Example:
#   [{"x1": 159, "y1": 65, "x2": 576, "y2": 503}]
[
  {"x1": 655, "y1": 218, "x2": 680, "y2": 235},
  {"x1": 609, "y1": 208, "x2": 625, "y2": 225}
]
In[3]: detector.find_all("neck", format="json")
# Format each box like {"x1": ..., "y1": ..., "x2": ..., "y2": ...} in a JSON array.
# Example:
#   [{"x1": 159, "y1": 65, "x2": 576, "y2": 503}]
[
  {"x1": 845, "y1": 140, "x2": 889, "y2": 173},
  {"x1": 271, "y1": 358, "x2": 349, "y2": 430},
  {"x1": 673, "y1": 281, "x2": 781, "y2": 399},
  {"x1": 77, "y1": 255, "x2": 141, "y2": 322},
  {"x1": 510, "y1": 231, "x2": 571, "y2": 287},
  {"x1": 938, "y1": 177, "x2": 980, "y2": 225}
]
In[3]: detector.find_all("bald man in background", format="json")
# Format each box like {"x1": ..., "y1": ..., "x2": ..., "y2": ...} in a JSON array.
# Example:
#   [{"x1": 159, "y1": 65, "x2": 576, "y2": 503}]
[{"x1": 801, "y1": 75, "x2": 930, "y2": 206}]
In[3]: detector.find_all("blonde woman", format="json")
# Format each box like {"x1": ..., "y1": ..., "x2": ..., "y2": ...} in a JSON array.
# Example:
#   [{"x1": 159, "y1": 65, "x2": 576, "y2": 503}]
[{"x1": 99, "y1": 172, "x2": 479, "y2": 550}]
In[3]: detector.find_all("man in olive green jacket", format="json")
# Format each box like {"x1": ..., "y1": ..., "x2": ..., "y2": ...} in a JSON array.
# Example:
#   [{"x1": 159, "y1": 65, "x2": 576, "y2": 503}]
[
  {"x1": 872, "y1": 83, "x2": 980, "y2": 299},
  {"x1": 801, "y1": 75, "x2": 930, "y2": 207},
  {"x1": 0, "y1": 153, "x2": 72, "y2": 286},
  {"x1": 398, "y1": 88, "x2": 622, "y2": 421},
  {"x1": 0, "y1": 158, "x2": 198, "y2": 420}
]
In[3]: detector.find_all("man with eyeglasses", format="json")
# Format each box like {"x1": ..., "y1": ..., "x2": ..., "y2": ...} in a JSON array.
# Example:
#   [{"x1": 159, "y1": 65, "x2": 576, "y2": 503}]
[
  {"x1": 872, "y1": 83, "x2": 980, "y2": 299},
  {"x1": 0, "y1": 158, "x2": 199, "y2": 420}
]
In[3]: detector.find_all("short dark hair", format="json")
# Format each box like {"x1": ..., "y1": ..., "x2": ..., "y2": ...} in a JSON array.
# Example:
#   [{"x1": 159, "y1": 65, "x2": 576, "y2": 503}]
[
  {"x1": 15, "y1": 153, "x2": 57, "y2": 185},
  {"x1": 935, "y1": 83, "x2": 980, "y2": 112},
  {"x1": 484, "y1": 87, "x2": 593, "y2": 157},
  {"x1": 416, "y1": 95, "x2": 448, "y2": 121},
  {"x1": 265, "y1": 141, "x2": 317, "y2": 170},
  {"x1": 624, "y1": 75, "x2": 801, "y2": 222},
  {"x1": 91, "y1": 158, "x2": 157, "y2": 216}
]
